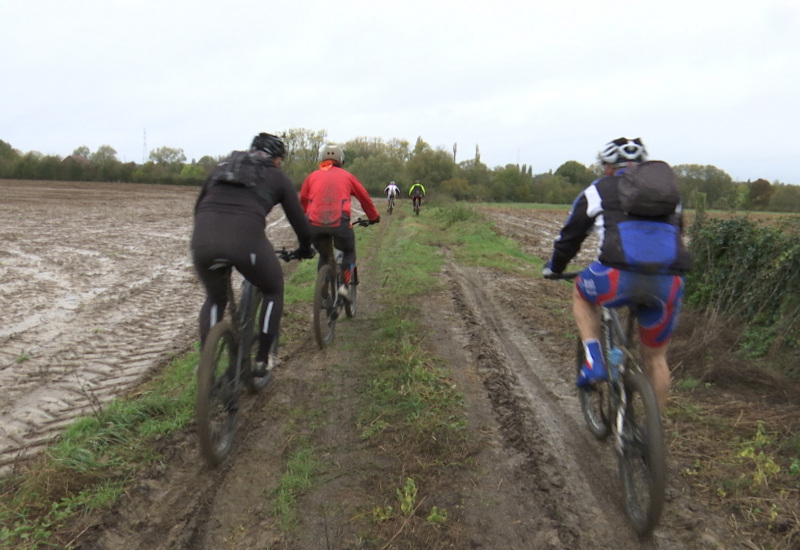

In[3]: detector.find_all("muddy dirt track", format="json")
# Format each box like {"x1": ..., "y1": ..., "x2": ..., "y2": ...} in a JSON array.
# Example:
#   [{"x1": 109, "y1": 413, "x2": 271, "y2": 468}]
[{"x1": 1, "y1": 181, "x2": 745, "y2": 549}]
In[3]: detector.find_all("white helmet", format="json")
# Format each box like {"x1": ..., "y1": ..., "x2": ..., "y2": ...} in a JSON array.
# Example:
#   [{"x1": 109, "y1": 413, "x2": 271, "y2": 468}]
[
  {"x1": 598, "y1": 137, "x2": 648, "y2": 166},
  {"x1": 319, "y1": 144, "x2": 345, "y2": 165}
]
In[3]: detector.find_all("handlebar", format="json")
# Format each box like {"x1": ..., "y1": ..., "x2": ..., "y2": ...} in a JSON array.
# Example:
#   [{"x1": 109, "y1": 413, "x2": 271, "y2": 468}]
[
  {"x1": 275, "y1": 247, "x2": 315, "y2": 262},
  {"x1": 352, "y1": 218, "x2": 374, "y2": 227}
]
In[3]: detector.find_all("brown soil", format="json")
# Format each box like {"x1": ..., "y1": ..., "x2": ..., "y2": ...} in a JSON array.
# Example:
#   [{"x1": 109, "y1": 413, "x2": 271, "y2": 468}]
[{"x1": 2, "y1": 181, "x2": 797, "y2": 549}]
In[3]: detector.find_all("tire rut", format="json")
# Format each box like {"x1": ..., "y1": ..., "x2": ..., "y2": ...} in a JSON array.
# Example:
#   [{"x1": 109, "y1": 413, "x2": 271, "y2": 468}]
[{"x1": 443, "y1": 253, "x2": 651, "y2": 549}]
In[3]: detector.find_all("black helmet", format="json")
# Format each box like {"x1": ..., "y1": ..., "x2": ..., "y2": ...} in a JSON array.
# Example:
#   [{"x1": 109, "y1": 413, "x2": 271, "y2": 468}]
[{"x1": 251, "y1": 132, "x2": 286, "y2": 158}]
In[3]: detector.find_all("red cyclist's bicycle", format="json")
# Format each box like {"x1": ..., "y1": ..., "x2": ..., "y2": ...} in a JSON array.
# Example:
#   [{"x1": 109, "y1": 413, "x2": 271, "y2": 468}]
[{"x1": 312, "y1": 219, "x2": 372, "y2": 349}]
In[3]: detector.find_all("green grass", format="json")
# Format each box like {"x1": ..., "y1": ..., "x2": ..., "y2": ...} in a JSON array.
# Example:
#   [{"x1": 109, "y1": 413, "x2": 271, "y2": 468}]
[
  {"x1": 0, "y1": 202, "x2": 541, "y2": 549},
  {"x1": 272, "y1": 438, "x2": 319, "y2": 531},
  {"x1": 0, "y1": 351, "x2": 198, "y2": 550},
  {"x1": 283, "y1": 259, "x2": 317, "y2": 304},
  {"x1": 420, "y1": 204, "x2": 542, "y2": 273},
  {"x1": 355, "y1": 209, "x2": 466, "y2": 449},
  {"x1": 474, "y1": 202, "x2": 571, "y2": 211}
]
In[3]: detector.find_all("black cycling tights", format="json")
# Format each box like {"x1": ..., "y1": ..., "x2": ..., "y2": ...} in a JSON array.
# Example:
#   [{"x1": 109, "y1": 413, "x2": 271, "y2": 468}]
[
  {"x1": 192, "y1": 212, "x2": 284, "y2": 362},
  {"x1": 311, "y1": 223, "x2": 356, "y2": 272}
]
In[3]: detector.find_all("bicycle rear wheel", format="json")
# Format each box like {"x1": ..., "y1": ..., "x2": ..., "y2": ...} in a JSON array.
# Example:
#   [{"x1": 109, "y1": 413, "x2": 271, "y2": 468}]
[
  {"x1": 344, "y1": 284, "x2": 357, "y2": 318},
  {"x1": 313, "y1": 264, "x2": 337, "y2": 349},
  {"x1": 576, "y1": 338, "x2": 612, "y2": 439},
  {"x1": 240, "y1": 281, "x2": 271, "y2": 393},
  {"x1": 618, "y1": 369, "x2": 666, "y2": 537},
  {"x1": 196, "y1": 320, "x2": 238, "y2": 467},
  {"x1": 344, "y1": 267, "x2": 358, "y2": 318}
]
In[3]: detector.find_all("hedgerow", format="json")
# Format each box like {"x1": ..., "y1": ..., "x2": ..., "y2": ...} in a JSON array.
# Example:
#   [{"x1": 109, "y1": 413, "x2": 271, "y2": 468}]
[{"x1": 686, "y1": 209, "x2": 800, "y2": 369}]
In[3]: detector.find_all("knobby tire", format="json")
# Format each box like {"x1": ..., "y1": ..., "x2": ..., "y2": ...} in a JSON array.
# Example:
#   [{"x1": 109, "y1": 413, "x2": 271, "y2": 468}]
[
  {"x1": 344, "y1": 266, "x2": 357, "y2": 318},
  {"x1": 313, "y1": 264, "x2": 337, "y2": 349},
  {"x1": 618, "y1": 369, "x2": 666, "y2": 537},
  {"x1": 576, "y1": 337, "x2": 612, "y2": 439},
  {"x1": 240, "y1": 281, "x2": 271, "y2": 393},
  {"x1": 196, "y1": 320, "x2": 238, "y2": 467}
]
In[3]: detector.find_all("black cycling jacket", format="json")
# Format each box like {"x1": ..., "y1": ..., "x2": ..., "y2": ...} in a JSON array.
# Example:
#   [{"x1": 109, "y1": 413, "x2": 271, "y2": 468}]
[{"x1": 194, "y1": 151, "x2": 311, "y2": 248}]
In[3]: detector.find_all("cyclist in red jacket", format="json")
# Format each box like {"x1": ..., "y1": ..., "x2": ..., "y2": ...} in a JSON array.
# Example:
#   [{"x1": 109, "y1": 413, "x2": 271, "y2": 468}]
[{"x1": 299, "y1": 144, "x2": 380, "y2": 300}]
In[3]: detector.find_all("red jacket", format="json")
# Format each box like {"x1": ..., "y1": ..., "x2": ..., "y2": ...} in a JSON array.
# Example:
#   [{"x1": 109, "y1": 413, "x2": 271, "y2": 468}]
[{"x1": 300, "y1": 163, "x2": 379, "y2": 227}]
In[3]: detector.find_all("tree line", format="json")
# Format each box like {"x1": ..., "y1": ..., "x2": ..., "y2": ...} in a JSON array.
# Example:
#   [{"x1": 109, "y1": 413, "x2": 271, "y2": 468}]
[{"x1": 2, "y1": 130, "x2": 798, "y2": 212}]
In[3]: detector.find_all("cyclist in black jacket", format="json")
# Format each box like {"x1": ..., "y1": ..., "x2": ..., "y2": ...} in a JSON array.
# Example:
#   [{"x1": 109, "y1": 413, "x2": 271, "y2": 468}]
[
  {"x1": 191, "y1": 132, "x2": 313, "y2": 374},
  {"x1": 543, "y1": 138, "x2": 691, "y2": 409}
]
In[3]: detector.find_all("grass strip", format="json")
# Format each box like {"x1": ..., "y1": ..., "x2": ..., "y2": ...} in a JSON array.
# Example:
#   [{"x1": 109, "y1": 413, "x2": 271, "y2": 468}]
[{"x1": 0, "y1": 351, "x2": 198, "y2": 549}]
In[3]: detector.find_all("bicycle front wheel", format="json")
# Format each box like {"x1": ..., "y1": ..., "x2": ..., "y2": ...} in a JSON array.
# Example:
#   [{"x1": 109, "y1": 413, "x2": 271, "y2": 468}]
[
  {"x1": 196, "y1": 320, "x2": 238, "y2": 467},
  {"x1": 576, "y1": 338, "x2": 612, "y2": 439},
  {"x1": 618, "y1": 369, "x2": 666, "y2": 537},
  {"x1": 313, "y1": 264, "x2": 337, "y2": 349},
  {"x1": 240, "y1": 282, "x2": 271, "y2": 393}
]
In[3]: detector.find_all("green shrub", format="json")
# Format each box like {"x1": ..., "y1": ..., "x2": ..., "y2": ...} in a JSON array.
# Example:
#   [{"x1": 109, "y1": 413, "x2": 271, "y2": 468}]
[{"x1": 686, "y1": 213, "x2": 800, "y2": 363}]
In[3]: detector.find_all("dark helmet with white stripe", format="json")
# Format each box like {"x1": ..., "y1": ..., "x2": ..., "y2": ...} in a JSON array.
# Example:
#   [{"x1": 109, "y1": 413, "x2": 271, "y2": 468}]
[{"x1": 250, "y1": 132, "x2": 286, "y2": 158}]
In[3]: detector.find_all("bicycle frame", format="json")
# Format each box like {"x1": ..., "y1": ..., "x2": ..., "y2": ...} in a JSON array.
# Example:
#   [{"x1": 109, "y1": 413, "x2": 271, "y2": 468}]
[
  {"x1": 547, "y1": 270, "x2": 666, "y2": 536},
  {"x1": 312, "y1": 219, "x2": 370, "y2": 348},
  {"x1": 196, "y1": 248, "x2": 301, "y2": 466},
  {"x1": 601, "y1": 306, "x2": 636, "y2": 453},
  {"x1": 203, "y1": 262, "x2": 248, "y2": 407}
]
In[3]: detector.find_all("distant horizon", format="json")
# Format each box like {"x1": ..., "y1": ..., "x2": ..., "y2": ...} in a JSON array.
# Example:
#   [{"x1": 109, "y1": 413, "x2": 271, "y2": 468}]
[
  {"x1": 4, "y1": 137, "x2": 795, "y2": 187},
  {"x1": 3, "y1": 1, "x2": 798, "y2": 185}
]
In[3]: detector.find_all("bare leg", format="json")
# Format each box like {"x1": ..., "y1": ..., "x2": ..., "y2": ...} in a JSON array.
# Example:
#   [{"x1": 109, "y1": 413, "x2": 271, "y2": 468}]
[
  {"x1": 572, "y1": 285, "x2": 600, "y2": 340},
  {"x1": 639, "y1": 344, "x2": 670, "y2": 410}
]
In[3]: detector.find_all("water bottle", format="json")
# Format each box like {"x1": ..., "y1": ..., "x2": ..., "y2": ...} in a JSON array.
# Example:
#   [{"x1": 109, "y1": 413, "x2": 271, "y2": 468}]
[
  {"x1": 608, "y1": 347, "x2": 623, "y2": 385},
  {"x1": 608, "y1": 347, "x2": 623, "y2": 366}
]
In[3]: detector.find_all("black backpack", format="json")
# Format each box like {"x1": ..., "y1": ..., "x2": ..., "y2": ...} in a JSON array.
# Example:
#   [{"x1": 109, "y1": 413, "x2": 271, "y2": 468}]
[
  {"x1": 210, "y1": 151, "x2": 258, "y2": 187},
  {"x1": 618, "y1": 161, "x2": 681, "y2": 217},
  {"x1": 195, "y1": 151, "x2": 275, "y2": 213}
]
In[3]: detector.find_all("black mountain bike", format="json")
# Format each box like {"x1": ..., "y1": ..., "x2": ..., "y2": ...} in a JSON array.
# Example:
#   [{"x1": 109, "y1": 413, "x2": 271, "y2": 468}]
[
  {"x1": 387, "y1": 195, "x2": 395, "y2": 214},
  {"x1": 547, "y1": 271, "x2": 667, "y2": 537},
  {"x1": 196, "y1": 247, "x2": 303, "y2": 467},
  {"x1": 412, "y1": 195, "x2": 421, "y2": 216},
  {"x1": 312, "y1": 219, "x2": 372, "y2": 349}
]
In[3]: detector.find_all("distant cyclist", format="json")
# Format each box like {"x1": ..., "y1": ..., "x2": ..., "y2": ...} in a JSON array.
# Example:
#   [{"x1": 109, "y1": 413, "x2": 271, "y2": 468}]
[
  {"x1": 299, "y1": 144, "x2": 380, "y2": 300},
  {"x1": 543, "y1": 137, "x2": 692, "y2": 409},
  {"x1": 192, "y1": 132, "x2": 314, "y2": 375},
  {"x1": 408, "y1": 180, "x2": 425, "y2": 211},
  {"x1": 384, "y1": 180, "x2": 400, "y2": 211}
]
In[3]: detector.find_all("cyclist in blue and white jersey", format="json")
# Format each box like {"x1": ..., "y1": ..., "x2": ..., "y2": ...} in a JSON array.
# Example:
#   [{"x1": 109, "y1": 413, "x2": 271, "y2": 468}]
[{"x1": 543, "y1": 138, "x2": 692, "y2": 409}]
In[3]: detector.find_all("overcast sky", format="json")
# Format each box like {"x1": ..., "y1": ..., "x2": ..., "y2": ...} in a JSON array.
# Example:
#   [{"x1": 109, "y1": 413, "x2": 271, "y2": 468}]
[{"x1": 2, "y1": 0, "x2": 799, "y2": 184}]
